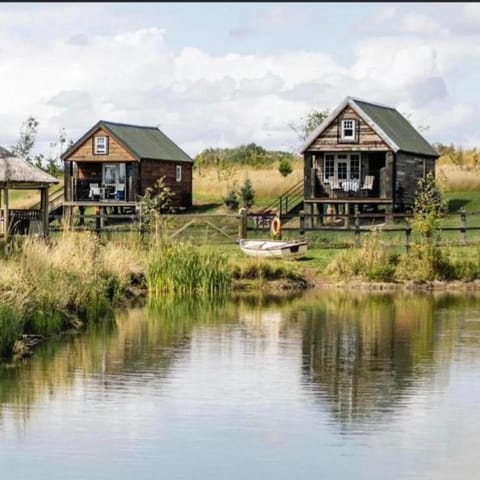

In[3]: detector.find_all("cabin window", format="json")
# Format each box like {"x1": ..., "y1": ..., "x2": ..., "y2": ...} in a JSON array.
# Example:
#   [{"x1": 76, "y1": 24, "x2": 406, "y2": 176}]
[
  {"x1": 337, "y1": 154, "x2": 348, "y2": 180},
  {"x1": 94, "y1": 136, "x2": 108, "y2": 154},
  {"x1": 103, "y1": 163, "x2": 126, "y2": 186},
  {"x1": 176, "y1": 165, "x2": 182, "y2": 182},
  {"x1": 324, "y1": 155, "x2": 335, "y2": 182},
  {"x1": 323, "y1": 153, "x2": 361, "y2": 182},
  {"x1": 340, "y1": 120, "x2": 356, "y2": 141},
  {"x1": 350, "y1": 155, "x2": 360, "y2": 180}
]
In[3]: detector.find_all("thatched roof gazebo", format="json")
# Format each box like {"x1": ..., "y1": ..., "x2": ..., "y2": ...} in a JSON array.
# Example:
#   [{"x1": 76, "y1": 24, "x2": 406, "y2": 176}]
[{"x1": 0, "y1": 147, "x2": 59, "y2": 239}]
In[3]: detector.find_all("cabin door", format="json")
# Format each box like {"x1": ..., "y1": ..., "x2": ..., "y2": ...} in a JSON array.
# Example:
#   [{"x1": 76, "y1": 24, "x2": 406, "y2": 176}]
[{"x1": 337, "y1": 160, "x2": 348, "y2": 182}]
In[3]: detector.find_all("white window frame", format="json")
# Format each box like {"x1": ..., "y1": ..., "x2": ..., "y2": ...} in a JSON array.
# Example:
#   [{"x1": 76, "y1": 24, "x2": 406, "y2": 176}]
[
  {"x1": 176, "y1": 165, "x2": 182, "y2": 182},
  {"x1": 102, "y1": 163, "x2": 126, "y2": 186},
  {"x1": 324, "y1": 153, "x2": 361, "y2": 182},
  {"x1": 340, "y1": 119, "x2": 356, "y2": 141},
  {"x1": 94, "y1": 136, "x2": 108, "y2": 155}
]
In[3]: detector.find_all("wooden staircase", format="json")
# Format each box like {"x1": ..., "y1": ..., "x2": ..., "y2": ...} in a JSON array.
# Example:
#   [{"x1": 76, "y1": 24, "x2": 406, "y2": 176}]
[
  {"x1": 263, "y1": 180, "x2": 304, "y2": 221},
  {"x1": 28, "y1": 185, "x2": 64, "y2": 222}
]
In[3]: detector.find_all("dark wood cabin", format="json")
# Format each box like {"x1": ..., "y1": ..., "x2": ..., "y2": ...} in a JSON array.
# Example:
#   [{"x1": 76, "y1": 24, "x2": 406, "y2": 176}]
[
  {"x1": 61, "y1": 121, "x2": 194, "y2": 213},
  {"x1": 300, "y1": 97, "x2": 439, "y2": 223}
]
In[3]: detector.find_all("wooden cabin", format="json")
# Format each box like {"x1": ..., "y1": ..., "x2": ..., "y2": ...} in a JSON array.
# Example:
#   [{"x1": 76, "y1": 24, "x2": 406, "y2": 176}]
[
  {"x1": 0, "y1": 146, "x2": 59, "y2": 238},
  {"x1": 300, "y1": 97, "x2": 440, "y2": 222},
  {"x1": 61, "y1": 121, "x2": 194, "y2": 213}
]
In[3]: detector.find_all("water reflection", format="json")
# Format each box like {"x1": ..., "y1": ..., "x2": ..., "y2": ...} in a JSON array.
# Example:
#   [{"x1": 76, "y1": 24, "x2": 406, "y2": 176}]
[
  {"x1": 0, "y1": 290, "x2": 480, "y2": 479},
  {"x1": 298, "y1": 291, "x2": 480, "y2": 432}
]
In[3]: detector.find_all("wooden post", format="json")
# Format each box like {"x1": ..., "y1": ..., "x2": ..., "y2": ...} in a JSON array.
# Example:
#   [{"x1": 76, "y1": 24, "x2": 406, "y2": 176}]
[
  {"x1": 355, "y1": 211, "x2": 360, "y2": 247},
  {"x1": 3, "y1": 187, "x2": 9, "y2": 240},
  {"x1": 299, "y1": 210, "x2": 305, "y2": 239},
  {"x1": 344, "y1": 202, "x2": 350, "y2": 229},
  {"x1": 238, "y1": 207, "x2": 247, "y2": 240},
  {"x1": 460, "y1": 207, "x2": 467, "y2": 245},
  {"x1": 40, "y1": 187, "x2": 49, "y2": 238},
  {"x1": 385, "y1": 204, "x2": 393, "y2": 224},
  {"x1": 95, "y1": 206, "x2": 101, "y2": 235},
  {"x1": 405, "y1": 226, "x2": 411, "y2": 253}
]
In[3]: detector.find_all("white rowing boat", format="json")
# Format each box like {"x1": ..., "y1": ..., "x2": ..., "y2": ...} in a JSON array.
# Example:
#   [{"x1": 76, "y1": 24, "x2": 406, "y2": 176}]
[{"x1": 239, "y1": 239, "x2": 308, "y2": 259}]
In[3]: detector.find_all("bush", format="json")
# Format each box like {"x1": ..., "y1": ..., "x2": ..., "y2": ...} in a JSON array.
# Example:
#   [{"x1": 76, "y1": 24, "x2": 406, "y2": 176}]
[
  {"x1": 325, "y1": 230, "x2": 398, "y2": 282},
  {"x1": 394, "y1": 244, "x2": 455, "y2": 282},
  {"x1": 278, "y1": 158, "x2": 293, "y2": 177},
  {"x1": 240, "y1": 178, "x2": 255, "y2": 209},
  {"x1": 223, "y1": 186, "x2": 240, "y2": 211}
]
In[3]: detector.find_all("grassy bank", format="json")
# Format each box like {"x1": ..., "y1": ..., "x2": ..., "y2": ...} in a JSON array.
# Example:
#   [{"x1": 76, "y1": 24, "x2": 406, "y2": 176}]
[{"x1": 0, "y1": 232, "x2": 307, "y2": 361}]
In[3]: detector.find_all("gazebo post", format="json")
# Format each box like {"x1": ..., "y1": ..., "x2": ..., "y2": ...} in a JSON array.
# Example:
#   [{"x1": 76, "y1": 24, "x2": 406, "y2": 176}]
[
  {"x1": 40, "y1": 187, "x2": 49, "y2": 238},
  {"x1": 3, "y1": 186, "x2": 9, "y2": 240}
]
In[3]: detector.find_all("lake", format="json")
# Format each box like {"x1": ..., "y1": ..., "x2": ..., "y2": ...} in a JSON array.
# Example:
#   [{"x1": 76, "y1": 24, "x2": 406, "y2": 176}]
[{"x1": 1, "y1": 290, "x2": 480, "y2": 479}]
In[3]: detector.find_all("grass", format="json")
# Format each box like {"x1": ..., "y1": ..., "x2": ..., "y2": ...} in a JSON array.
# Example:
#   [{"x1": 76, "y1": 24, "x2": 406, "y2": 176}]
[{"x1": 193, "y1": 160, "x2": 303, "y2": 210}]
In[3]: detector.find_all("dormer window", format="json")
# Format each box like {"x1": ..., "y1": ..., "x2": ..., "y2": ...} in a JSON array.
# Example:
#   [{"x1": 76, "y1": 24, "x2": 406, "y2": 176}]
[
  {"x1": 94, "y1": 136, "x2": 108, "y2": 154},
  {"x1": 340, "y1": 119, "x2": 356, "y2": 141}
]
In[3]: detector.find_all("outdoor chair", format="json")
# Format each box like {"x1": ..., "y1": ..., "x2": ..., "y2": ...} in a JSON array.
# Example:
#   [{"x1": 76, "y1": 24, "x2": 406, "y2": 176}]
[
  {"x1": 89, "y1": 183, "x2": 101, "y2": 200},
  {"x1": 360, "y1": 175, "x2": 374, "y2": 197},
  {"x1": 328, "y1": 177, "x2": 343, "y2": 198},
  {"x1": 115, "y1": 183, "x2": 125, "y2": 201}
]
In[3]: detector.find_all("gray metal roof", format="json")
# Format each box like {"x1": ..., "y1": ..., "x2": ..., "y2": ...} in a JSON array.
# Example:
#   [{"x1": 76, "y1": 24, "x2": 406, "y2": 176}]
[
  {"x1": 62, "y1": 121, "x2": 193, "y2": 163},
  {"x1": 352, "y1": 99, "x2": 439, "y2": 157},
  {"x1": 0, "y1": 154, "x2": 59, "y2": 185},
  {"x1": 301, "y1": 97, "x2": 439, "y2": 157}
]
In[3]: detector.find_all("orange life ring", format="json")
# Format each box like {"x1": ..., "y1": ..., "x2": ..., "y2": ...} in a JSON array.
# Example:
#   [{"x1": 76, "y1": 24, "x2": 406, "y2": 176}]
[{"x1": 270, "y1": 216, "x2": 281, "y2": 236}]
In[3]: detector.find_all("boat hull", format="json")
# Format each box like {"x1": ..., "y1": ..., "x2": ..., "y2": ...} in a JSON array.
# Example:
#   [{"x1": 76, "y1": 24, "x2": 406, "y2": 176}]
[{"x1": 239, "y1": 239, "x2": 308, "y2": 259}]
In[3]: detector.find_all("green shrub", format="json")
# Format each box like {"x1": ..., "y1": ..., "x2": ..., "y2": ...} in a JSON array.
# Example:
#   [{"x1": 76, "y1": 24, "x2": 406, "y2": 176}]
[
  {"x1": 278, "y1": 158, "x2": 293, "y2": 177},
  {"x1": 325, "y1": 230, "x2": 397, "y2": 282},
  {"x1": 394, "y1": 244, "x2": 454, "y2": 282},
  {"x1": 223, "y1": 187, "x2": 240, "y2": 211},
  {"x1": 240, "y1": 178, "x2": 255, "y2": 209}
]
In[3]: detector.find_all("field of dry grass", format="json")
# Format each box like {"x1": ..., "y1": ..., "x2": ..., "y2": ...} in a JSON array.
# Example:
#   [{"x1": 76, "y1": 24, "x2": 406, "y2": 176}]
[
  {"x1": 436, "y1": 164, "x2": 480, "y2": 192},
  {"x1": 193, "y1": 159, "x2": 304, "y2": 205},
  {"x1": 193, "y1": 154, "x2": 480, "y2": 204}
]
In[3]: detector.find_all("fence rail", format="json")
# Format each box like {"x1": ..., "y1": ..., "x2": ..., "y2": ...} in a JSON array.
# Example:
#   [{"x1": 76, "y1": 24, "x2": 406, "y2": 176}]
[{"x1": 9, "y1": 206, "x2": 480, "y2": 251}]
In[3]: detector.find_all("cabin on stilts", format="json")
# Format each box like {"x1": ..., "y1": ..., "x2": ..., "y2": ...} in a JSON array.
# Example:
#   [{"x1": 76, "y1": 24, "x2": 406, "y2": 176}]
[
  {"x1": 301, "y1": 96, "x2": 440, "y2": 226},
  {"x1": 0, "y1": 147, "x2": 59, "y2": 240},
  {"x1": 61, "y1": 120, "x2": 194, "y2": 223}
]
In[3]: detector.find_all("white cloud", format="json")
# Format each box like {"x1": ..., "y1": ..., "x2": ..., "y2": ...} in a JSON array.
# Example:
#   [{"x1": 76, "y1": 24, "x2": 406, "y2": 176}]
[{"x1": 1, "y1": 5, "x2": 480, "y2": 158}]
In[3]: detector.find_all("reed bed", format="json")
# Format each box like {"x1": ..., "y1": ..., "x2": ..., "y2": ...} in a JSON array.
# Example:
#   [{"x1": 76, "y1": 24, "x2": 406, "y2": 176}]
[
  {"x1": 0, "y1": 232, "x2": 146, "y2": 359},
  {"x1": 146, "y1": 241, "x2": 232, "y2": 298}
]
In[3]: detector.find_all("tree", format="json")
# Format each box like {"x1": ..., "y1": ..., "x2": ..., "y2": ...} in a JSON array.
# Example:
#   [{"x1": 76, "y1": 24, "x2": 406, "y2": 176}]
[
  {"x1": 137, "y1": 176, "x2": 175, "y2": 219},
  {"x1": 223, "y1": 184, "x2": 240, "y2": 211},
  {"x1": 278, "y1": 157, "x2": 293, "y2": 177},
  {"x1": 289, "y1": 108, "x2": 330, "y2": 142},
  {"x1": 410, "y1": 171, "x2": 446, "y2": 241},
  {"x1": 11, "y1": 116, "x2": 42, "y2": 165},
  {"x1": 240, "y1": 178, "x2": 255, "y2": 209},
  {"x1": 46, "y1": 127, "x2": 72, "y2": 176}
]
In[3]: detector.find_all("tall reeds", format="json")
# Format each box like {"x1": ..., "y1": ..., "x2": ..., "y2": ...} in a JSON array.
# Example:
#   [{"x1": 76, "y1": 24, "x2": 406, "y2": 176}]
[{"x1": 146, "y1": 241, "x2": 232, "y2": 298}]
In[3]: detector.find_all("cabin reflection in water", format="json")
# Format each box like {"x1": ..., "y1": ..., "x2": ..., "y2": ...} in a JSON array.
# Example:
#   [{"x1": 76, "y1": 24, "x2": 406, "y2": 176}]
[{"x1": 299, "y1": 292, "x2": 473, "y2": 430}]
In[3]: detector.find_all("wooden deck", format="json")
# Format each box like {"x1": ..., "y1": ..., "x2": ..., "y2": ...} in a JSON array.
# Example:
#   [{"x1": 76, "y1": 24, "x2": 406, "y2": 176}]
[
  {"x1": 305, "y1": 197, "x2": 393, "y2": 205},
  {"x1": 63, "y1": 200, "x2": 137, "y2": 208}
]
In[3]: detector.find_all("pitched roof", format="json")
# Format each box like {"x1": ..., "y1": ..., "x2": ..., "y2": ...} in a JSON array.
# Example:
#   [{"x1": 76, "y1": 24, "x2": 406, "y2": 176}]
[
  {"x1": 62, "y1": 120, "x2": 193, "y2": 163},
  {"x1": 0, "y1": 153, "x2": 59, "y2": 185},
  {"x1": 300, "y1": 96, "x2": 439, "y2": 157}
]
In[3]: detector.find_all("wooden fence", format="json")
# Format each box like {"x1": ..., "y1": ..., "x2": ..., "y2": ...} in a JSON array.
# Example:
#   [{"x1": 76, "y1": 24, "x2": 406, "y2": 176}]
[{"x1": 42, "y1": 207, "x2": 480, "y2": 250}]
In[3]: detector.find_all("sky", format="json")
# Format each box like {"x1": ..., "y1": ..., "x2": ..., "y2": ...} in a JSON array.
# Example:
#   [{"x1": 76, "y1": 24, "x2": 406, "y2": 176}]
[{"x1": 1, "y1": 2, "x2": 480, "y2": 159}]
